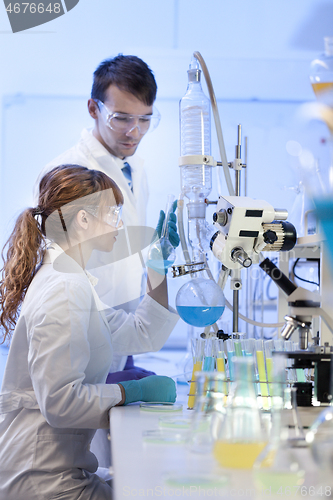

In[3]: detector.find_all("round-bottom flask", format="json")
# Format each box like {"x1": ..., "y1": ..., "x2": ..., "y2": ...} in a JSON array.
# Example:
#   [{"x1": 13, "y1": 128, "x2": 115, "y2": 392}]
[
  {"x1": 147, "y1": 238, "x2": 176, "y2": 271},
  {"x1": 175, "y1": 277, "x2": 225, "y2": 327},
  {"x1": 147, "y1": 194, "x2": 177, "y2": 272}
]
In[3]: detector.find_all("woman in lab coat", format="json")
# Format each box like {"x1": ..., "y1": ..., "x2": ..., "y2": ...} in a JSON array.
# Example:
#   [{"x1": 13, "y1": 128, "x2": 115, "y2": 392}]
[{"x1": 0, "y1": 165, "x2": 178, "y2": 500}]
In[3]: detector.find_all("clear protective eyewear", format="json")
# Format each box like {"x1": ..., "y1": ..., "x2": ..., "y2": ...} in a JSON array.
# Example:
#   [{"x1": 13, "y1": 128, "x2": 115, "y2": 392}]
[
  {"x1": 84, "y1": 205, "x2": 123, "y2": 228},
  {"x1": 96, "y1": 99, "x2": 161, "y2": 134}
]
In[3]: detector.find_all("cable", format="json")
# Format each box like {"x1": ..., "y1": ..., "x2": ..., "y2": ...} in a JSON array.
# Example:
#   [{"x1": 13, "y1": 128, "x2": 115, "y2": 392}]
[
  {"x1": 292, "y1": 258, "x2": 320, "y2": 287},
  {"x1": 225, "y1": 297, "x2": 284, "y2": 328}
]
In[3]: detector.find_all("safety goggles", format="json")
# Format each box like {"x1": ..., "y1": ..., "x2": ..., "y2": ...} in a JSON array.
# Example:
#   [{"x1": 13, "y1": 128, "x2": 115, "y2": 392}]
[
  {"x1": 96, "y1": 100, "x2": 161, "y2": 134},
  {"x1": 84, "y1": 205, "x2": 123, "y2": 228}
]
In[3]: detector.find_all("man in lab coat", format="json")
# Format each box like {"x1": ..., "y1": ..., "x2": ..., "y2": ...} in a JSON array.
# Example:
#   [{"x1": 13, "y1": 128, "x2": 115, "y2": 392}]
[{"x1": 35, "y1": 54, "x2": 161, "y2": 379}]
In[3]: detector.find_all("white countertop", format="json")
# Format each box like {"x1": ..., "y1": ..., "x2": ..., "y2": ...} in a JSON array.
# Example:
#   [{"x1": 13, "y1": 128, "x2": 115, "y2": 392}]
[{"x1": 109, "y1": 384, "x2": 324, "y2": 499}]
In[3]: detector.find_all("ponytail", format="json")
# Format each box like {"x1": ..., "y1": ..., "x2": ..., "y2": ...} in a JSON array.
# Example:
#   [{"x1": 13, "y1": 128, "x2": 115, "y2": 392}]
[
  {"x1": 0, "y1": 163, "x2": 123, "y2": 344},
  {"x1": 0, "y1": 208, "x2": 45, "y2": 344}
]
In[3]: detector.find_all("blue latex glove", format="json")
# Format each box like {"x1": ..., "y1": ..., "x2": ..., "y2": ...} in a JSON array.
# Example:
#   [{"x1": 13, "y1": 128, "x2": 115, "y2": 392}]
[
  {"x1": 155, "y1": 199, "x2": 180, "y2": 249},
  {"x1": 119, "y1": 375, "x2": 177, "y2": 405}
]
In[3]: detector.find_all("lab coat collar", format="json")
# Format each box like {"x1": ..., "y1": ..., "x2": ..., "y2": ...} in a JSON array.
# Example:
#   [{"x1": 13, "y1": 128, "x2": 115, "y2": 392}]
[
  {"x1": 43, "y1": 243, "x2": 98, "y2": 287},
  {"x1": 43, "y1": 243, "x2": 110, "y2": 319},
  {"x1": 81, "y1": 128, "x2": 142, "y2": 173}
]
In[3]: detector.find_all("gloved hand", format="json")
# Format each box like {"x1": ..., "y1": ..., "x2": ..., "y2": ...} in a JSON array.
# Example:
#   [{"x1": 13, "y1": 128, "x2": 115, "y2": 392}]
[
  {"x1": 155, "y1": 199, "x2": 180, "y2": 249},
  {"x1": 119, "y1": 375, "x2": 176, "y2": 405},
  {"x1": 106, "y1": 356, "x2": 156, "y2": 384},
  {"x1": 106, "y1": 367, "x2": 156, "y2": 383},
  {"x1": 123, "y1": 355, "x2": 156, "y2": 377}
]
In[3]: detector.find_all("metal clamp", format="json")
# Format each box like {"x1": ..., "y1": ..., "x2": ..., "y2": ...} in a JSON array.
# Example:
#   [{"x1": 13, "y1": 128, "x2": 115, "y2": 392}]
[
  {"x1": 171, "y1": 261, "x2": 206, "y2": 277},
  {"x1": 179, "y1": 155, "x2": 216, "y2": 167}
]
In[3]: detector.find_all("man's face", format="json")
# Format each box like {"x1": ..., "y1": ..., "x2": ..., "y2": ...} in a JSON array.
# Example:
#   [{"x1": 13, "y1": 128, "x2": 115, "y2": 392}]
[{"x1": 88, "y1": 85, "x2": 153, "y2": 159}]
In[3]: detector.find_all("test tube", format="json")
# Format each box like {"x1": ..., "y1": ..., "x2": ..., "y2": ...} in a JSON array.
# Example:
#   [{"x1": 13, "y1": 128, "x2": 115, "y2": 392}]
[
  {"x1": 241, "y1": 338, "x2": 256, "y2": 357},
  {"x1": 234, "y1": 335, "x2": 243, "y2": 357},
  {"x1": 264, "y1": 339, "x2": 274, "y2": 394},
  {"x1": 226, "y1": 339, "x2": 235, "y2": 381},
  {"x1": 273, "y1": 339, "x2": 284, "y2": 352},
  {"x1": 255, "y1": 339, "x2": 269, "y2": 410},
  {"x1": 213, "y1": 338, "x2": 228, "y2": 395},
  {"x1": 187, "y1": 338, "x2": 204, "y2": 409},
  {"x1": 242, "y1": 338, "x2": 259, "y2": 395},
  {"x1": 203, "y1": 339, "x2": 215, "y2": 372}
]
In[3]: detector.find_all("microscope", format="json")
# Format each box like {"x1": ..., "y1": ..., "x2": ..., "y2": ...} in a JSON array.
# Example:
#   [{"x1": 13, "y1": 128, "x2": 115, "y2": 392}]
[{"x1": 174, "y1": 51, "x2": 333, "y2": 406}]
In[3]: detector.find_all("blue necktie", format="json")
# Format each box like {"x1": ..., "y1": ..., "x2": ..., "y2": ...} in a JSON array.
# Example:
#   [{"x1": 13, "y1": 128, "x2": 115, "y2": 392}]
[{"x1": 122, "y1": 161, "x2": 133, "y2": 192}]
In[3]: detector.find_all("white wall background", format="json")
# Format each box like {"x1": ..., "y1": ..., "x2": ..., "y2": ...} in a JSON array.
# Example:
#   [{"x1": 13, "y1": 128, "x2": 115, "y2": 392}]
[{"x1": 0, "y1": 0, "x2": 332, "y2": 347}]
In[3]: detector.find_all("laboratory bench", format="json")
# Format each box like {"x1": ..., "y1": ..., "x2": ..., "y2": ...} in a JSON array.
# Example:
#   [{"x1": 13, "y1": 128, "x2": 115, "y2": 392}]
[{"x1": 109, "y1": 382, "x2": 326, "y2": 500}]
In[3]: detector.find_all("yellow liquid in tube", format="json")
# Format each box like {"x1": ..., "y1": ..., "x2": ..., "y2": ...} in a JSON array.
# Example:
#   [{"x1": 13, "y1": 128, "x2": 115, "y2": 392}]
[
  {"x1": 216, "y1": 356, "x2": 228, "y2": 394},
  {"x1": 187, "y1": 361, "x2": 202, "y2": 409},
  {"x1": 256, "y1": 350, "x2": 270, "y2": 410},
  {"x1": 266, "y1": 357, "x2": 273, "y2": 394},
  {"x1": 213, "y1": 441, "x2": 267, "y2": 469},
  {"x1": 312, "y1": 82, "x2": 333, "y2": 96}
]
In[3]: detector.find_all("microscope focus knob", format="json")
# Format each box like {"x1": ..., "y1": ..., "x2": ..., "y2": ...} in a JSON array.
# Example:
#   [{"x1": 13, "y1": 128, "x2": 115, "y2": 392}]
[
  {"x1": 213, "y1": 209, "x2": 228, "y2": 226},
  {"x1": 263, "y1": 230, "x2": 278, "y2": 244}
]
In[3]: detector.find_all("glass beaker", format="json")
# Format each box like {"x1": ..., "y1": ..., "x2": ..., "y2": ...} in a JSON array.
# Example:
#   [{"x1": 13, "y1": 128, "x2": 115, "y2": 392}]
[{"x1": 212, "y1": 356, "x2": 268, "y2": 469}]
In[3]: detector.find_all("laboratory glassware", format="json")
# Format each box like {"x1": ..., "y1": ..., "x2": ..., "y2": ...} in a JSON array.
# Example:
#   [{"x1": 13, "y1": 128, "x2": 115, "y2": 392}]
[
  {"x1": 180, "y1": 57, "x2": 211, "y2": 203},
  {"x1": 309, "y1": 37, "x2": 333, "y2": 105},
  {"x1": 175, "y1": 276, "x2": 225, "y2": 327},
  {"x1": 202, "y1": 338, "x2": 215, "y2": 371},
  {"x1": 187, "y1": 338, "x2": 204, "y2": 409},
  {"x1": 255, "y1": 339, "x2": 270, "y2": 410},
  {"x1": 188, "y1": 370, "x2": 227, "y2": 454},
  {"x1": 147, "y1": 194, "x2": 176, "y2": 271},
  {"x1": 253, "y1": 385, "x2": 305, "y2": 494},
  {"x1": 213, "y1": 356, "x2": 268, "y2": 469},
  {"x1": 225, "y1": 339, "x2": 235, "y2": 381},
  {"x1": 264, "y1": 339, "x2": 274, "y2": 394},
  {"x1": 307, "y1": 407, "x2": 333, "y2": 492},
  {"x1": 213, "y1": 338, "x2": 228, "y2": 395}
]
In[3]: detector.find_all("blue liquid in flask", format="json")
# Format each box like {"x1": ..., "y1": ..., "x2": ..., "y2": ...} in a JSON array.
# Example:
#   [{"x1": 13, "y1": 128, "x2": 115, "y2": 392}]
[
  {"x1": 146, "y1": 259, "x2": 174, "y2": 271},
  {"x1": 176, "y1": 305, "x2": 225, "y2": 327}
]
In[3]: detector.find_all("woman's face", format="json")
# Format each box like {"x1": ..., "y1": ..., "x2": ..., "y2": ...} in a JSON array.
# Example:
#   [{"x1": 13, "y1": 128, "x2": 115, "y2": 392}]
[{"x1": 86, "y1": 205, "x2": 123, "y2": 253}]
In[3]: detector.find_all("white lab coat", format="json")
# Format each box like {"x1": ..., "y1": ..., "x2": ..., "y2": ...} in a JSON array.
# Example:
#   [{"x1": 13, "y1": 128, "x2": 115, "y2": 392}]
[
  {"x1": 34, "y1": 128, "x2": 151, "y2": 372},
  {"x1": 34, "y1": 128, "x2": 149, "y2": 308},
  {"x1": 0, "y1": 244, "x2": 178, "y2": 500}
]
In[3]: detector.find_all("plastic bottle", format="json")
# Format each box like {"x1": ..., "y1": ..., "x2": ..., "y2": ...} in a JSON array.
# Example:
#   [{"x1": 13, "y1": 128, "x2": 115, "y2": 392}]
[
  {"x1": 180, "y1": 57, "x2": 212, "y2": 202},
  {"x1": 309, "y1": 37, "x2": 333, "y2": 105}
]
